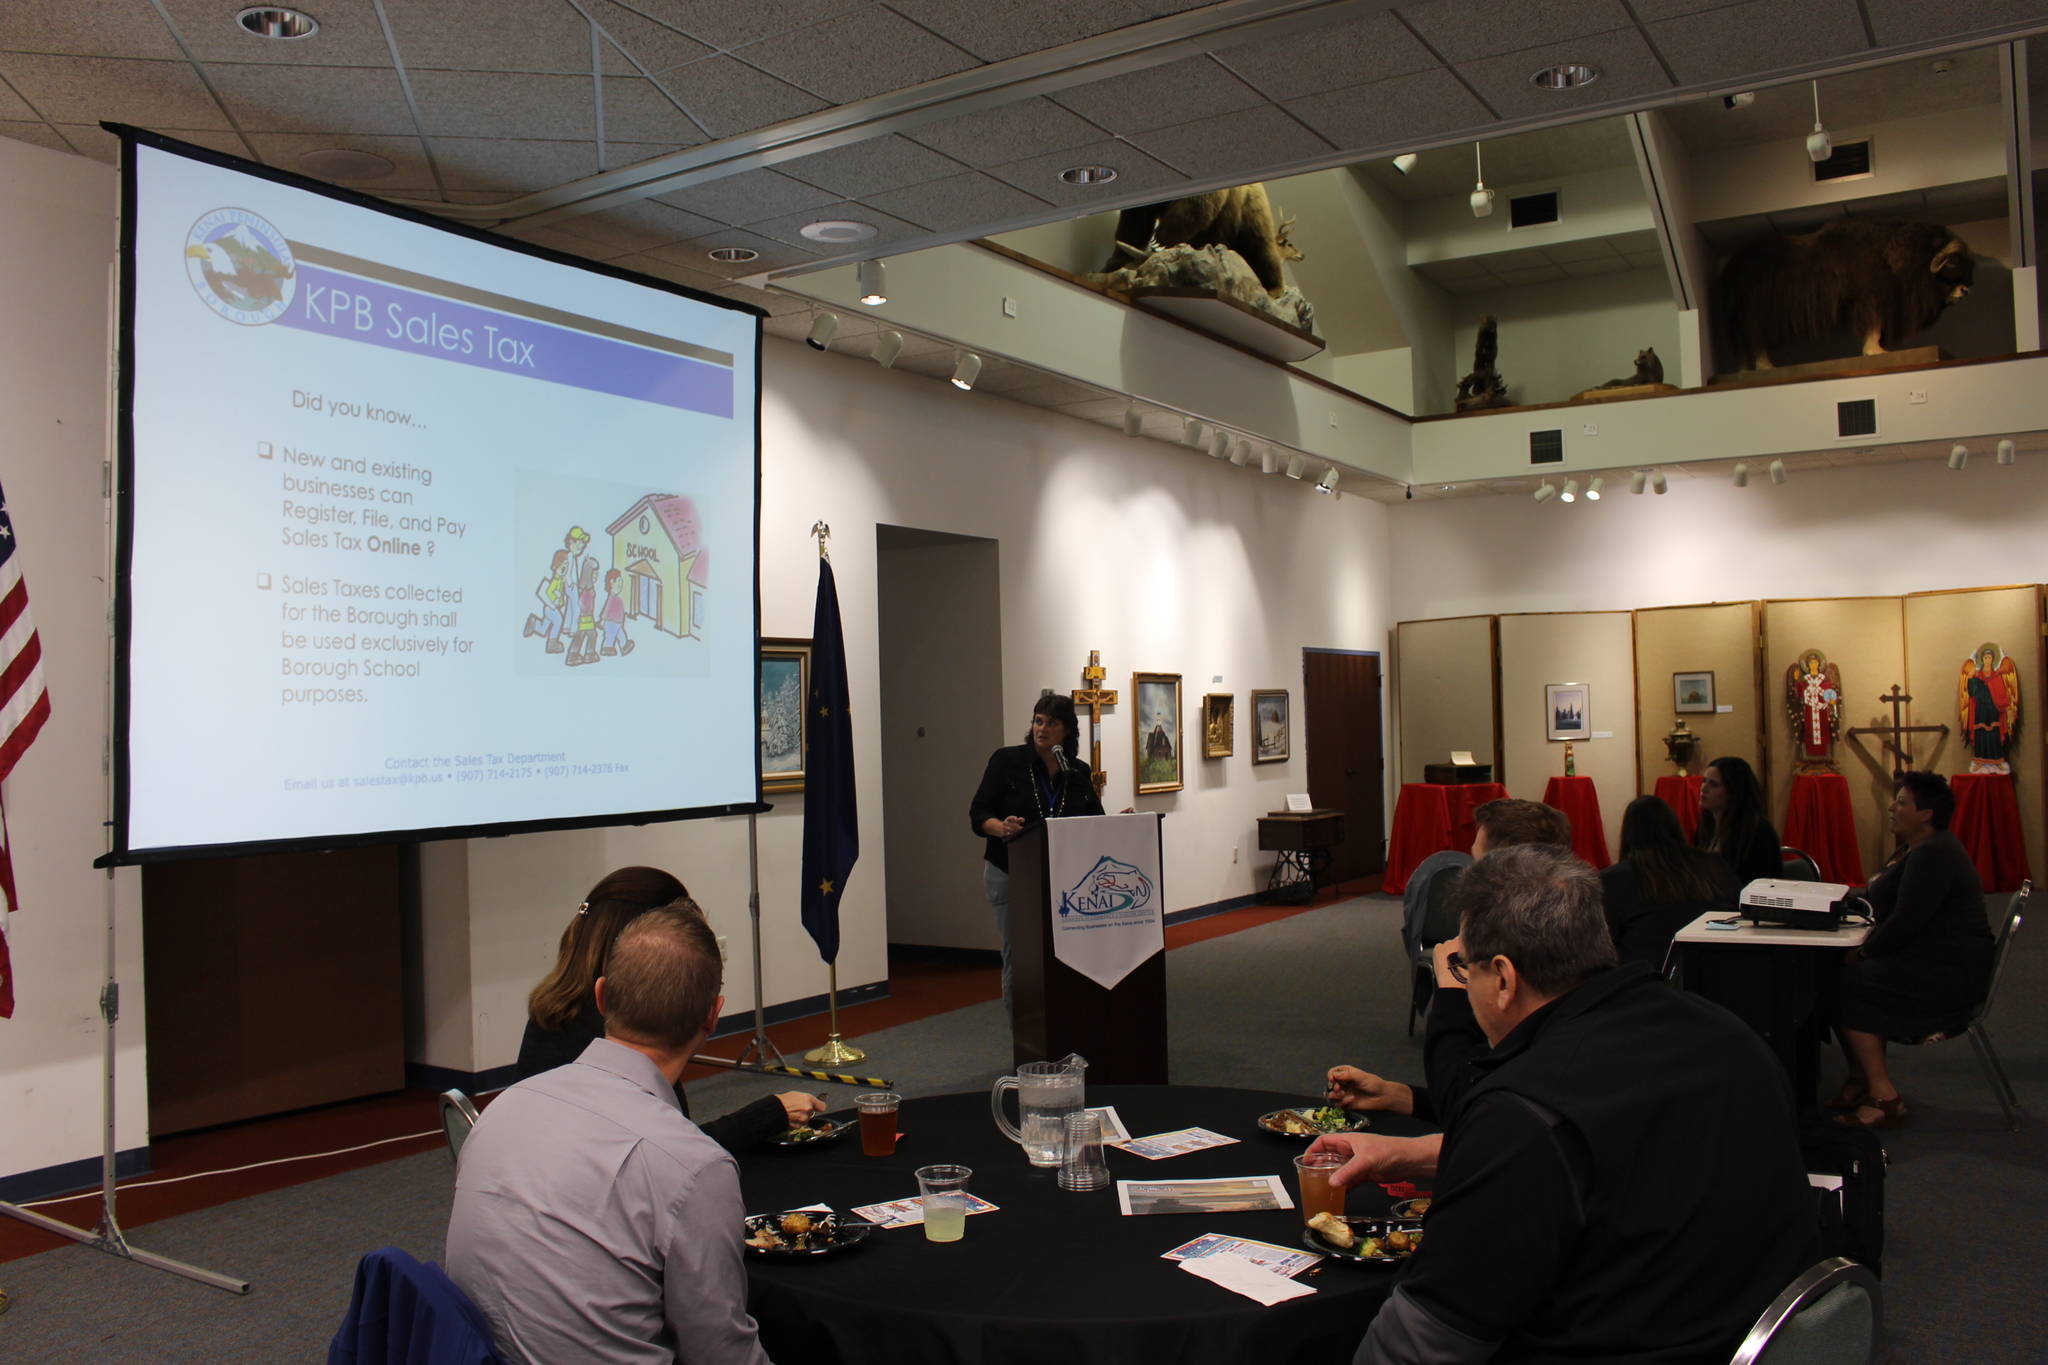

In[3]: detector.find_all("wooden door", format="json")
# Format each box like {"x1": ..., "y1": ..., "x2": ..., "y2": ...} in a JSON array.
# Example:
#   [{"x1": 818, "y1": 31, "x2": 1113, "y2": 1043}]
[{"x1": 1303, "y1": 649, "x2": 1385, "y2": 883}]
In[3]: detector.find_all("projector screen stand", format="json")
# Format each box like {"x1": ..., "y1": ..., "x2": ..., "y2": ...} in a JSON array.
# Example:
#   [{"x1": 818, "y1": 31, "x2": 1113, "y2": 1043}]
[{"x1": 691, "y1": 810, "x2": 792, "y2": 1076}]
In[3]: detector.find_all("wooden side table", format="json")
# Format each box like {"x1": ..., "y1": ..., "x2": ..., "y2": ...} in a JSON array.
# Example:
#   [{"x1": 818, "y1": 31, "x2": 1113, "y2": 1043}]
[{"x1": 1258, "y1": 810, "x2": 1344, "y2": 898}]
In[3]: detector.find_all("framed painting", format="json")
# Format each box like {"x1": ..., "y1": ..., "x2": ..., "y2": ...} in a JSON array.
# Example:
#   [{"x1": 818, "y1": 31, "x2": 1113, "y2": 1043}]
[
  {"x1": 1202, "y1": 693, "x2": 1235, "y2": 758},
  {"x1": 1545, "y1": 682, "x2": 1591, "y2": 741},
  {"x1": 1133, "y1": 672, "x2": 1184, "y2": 793},
  {"x1": 1251, "y1": 689, "x2": 1290, "y2": 763},
  {"x1": 1672, "y1": 671, "x2": 1716, "y2": 714},
  {"x1": 760, "y1": 638, "x2": 810, "y2": 793}
]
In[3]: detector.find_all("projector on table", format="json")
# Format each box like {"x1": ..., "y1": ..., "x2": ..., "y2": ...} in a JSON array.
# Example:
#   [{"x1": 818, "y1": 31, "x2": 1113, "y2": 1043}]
[{"x1": 1738, "y1": 879, "x2": 1857, "y2": 931}]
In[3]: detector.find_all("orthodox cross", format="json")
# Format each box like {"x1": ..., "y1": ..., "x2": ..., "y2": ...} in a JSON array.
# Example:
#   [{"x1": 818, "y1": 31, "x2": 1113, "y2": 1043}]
[
  {"x1": 1071, "y1": 649, "x2": 1118, "y2": 797},
  {"x1": 1845, "y1": 684, "x2": 1949, "y2": 779}
]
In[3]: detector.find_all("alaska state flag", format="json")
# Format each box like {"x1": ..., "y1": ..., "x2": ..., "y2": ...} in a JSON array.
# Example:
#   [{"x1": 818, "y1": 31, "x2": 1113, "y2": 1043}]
[{"x1": 799, "y1": 558, "x2": 858, "y2": 964}]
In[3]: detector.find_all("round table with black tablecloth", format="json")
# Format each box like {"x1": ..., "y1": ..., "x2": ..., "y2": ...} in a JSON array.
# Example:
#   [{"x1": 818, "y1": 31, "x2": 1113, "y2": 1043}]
[{"x1": 739, "y1": 1085, "x2": 1437, "y2": 1365}]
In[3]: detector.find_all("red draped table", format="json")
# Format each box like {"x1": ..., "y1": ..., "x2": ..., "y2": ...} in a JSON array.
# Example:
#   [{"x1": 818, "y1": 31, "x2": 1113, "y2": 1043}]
[
  {"x1": 1542, "y1": 775, "x2": 1611, "y2": 868},
  {"x1": 1782, "y1": 772, "x2": 1863, "y2": 885},
  {"x1": 1951, "y1": 773, "x2": 2032, "y2": 892},
  {"x1": 1383, "y1": 782, "x2": 1507, "y2": 893},
  {"x1": 1653, "y1": 774, "x2": 1705, "y2": 841}
]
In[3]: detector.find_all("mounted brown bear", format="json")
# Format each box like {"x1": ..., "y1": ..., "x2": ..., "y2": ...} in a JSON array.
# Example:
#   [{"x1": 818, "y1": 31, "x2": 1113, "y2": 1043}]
[
  {"x1": 1101, "y1": 184, "x2": 1302, "y2": 296},
  {"x1": 1720, "y1": 218, "x2": 1974, "y2": 370}
]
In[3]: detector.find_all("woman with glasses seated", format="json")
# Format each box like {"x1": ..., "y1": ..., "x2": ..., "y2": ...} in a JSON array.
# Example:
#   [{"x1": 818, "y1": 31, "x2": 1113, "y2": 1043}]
[
  {"x1": 1831, "y1": 772, "x2": 1995, "y2": 1129},
  {"x1": 1603, "y1": 795, "x2": 1739, "y2": 967}
]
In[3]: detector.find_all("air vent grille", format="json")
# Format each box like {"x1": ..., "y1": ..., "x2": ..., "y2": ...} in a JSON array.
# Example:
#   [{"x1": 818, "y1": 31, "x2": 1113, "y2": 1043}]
[
  {"x1": 1510, "y1": 191, "x2": 1560, "y2": 228},
  {"x1": 1813, "y1": 139, "x2": 1873, "y2": 182},
  {"x1": 1529, "y1": 429, "x2": 1564, "y2": 464},
  {"x1": 1836, "y1": 399, "x2": 1877, "y2": 439}
]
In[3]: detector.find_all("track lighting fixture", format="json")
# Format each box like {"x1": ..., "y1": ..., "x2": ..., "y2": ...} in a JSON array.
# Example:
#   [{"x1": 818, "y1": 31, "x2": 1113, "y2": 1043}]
[
  {"x1": 1629, "y1": 470, "x2": 1647, "y2": 495},
  {"x1": 1768, "y1": 459, "x2": 1787, "y2": 485},
  {"x1": 1585, "y1": 477, "x2": 1603, "y2": 501},
  {"x1": 1229, "y1": 440, "x2": 1250, "y2": 467},
  {"x1": 1315, "y1": 467, "x2": 1339, "y2": 495},
  {"x1": 872, "y1": 330, "x2": 903, "y2": 369},
  {"x1": 1392, "y1": 153, "x2": 1418, "y2": 175},
  {"x1": 1651, "y1": 471, "x2": 1668, "y2": 494},
  {"x1": 950, "y1": 351, "x2": 981, "y2": 390},
  {"x1": 1285, "y1": 453, "x2": 1306, "y2": 480},
  {"x1": 1470, "y1": 142, "x2": 1494, "y2": 218},
  {"x1": 1183, "y1": 417, "x2": 1204, "y2": 447},
  {"x1": 1732, "y1": 462, "x2": 1750, "y2": 488},
  {"x1": 1997, "y1": 439, "x2": 2016, "y2": 466},
  {"x1": 1123, "y1": 404, "x2": 1143, "y2": 436},
  {"x1": 1806, "y1": 80, "x2": 1831, "y2": 163},
  {"x1": 1947, "y1": 443, "x2": 1968, "y2": 470},
  {"x1": 1560, "y1": 479, "x2": 1579, "y2": 503},
  {"x1": 1210, "y1": 428, "x2": 1231, "y2": 458},
  {"x1": 805, "y1": 312, "x2": 840, "y2": 351},
  {"x1": 856, "y1": 258, "x2": 886, "y2": 306},
  {"x1": 1262, "y1": 448, "x2": 1281, "y2": 475},
  {"x1": 1533, "y1": 481, "x2": 1556, "y2": 502}
]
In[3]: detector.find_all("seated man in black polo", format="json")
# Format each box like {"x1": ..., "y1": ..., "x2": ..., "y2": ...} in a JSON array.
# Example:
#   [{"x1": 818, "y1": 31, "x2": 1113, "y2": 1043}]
[{"x1": 1312, "y1": 845, "x2": 1816, "y2": 1363}]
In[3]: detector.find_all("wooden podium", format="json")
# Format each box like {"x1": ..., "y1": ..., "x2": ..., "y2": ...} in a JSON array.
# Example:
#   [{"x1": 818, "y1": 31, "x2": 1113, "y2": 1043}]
[{"x1": 1006, "y1": 815, "x2": 1169, "y2": 1083}]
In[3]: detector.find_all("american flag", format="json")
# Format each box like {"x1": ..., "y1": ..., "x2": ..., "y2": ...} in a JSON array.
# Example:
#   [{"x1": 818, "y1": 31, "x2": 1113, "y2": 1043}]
[{"x1": 0, "y1": 482, "x2": 51, "y2": 1019}]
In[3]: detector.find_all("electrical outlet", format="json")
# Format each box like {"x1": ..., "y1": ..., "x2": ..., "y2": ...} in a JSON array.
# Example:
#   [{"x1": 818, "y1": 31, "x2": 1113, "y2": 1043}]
[
  {"x1": 1582, "y1": 423, "x2": 1598, "y2": 436},
  {"x1": 1001, "y1": 297, "x2": 1017, "y2": 318},
  {"x1": 1907, "y1": 389, "x2": 1928, "y2": 404},
  {"x1": 1327, "y1": 412, "x2": 1338, "y2": 428},
  {"x1": 1232, "y1": 843, "x2": 1240, "y2": 864}
]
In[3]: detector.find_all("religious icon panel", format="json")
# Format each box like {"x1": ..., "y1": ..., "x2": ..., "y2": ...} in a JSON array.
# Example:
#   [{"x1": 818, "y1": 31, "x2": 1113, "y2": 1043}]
[
  {"x1": 1959, "y1": 641, "x2": 2021, "y2": 775},
  {"x1": 1784, "y1": 648, "x2": 1843, "y2": 772}
]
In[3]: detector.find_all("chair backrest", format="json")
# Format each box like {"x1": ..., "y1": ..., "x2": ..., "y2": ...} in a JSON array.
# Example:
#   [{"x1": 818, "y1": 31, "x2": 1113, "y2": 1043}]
[
  {"x1": 1779, "y1": 847, "x2": 1822, "y2": 882},
  {"x1": 329, "y1": 1245, "x2": 503, "y2": 1365},
  {"x1": 440, "y1": 1089, "x2": 480, "y2": 1164},
  {"x1": 1401, "y1": 850, "x2": 1471, "y2": 956},
  {"x1": 1974, "y1": 879, "x2": 2030, "y2": 1025},
  {"x1": 1729, "y1": 1256, "x2": 1880, "y2": 1365},
  {"x1": 1419, "y1": 862, "x2": 1468, "y2": 950}
]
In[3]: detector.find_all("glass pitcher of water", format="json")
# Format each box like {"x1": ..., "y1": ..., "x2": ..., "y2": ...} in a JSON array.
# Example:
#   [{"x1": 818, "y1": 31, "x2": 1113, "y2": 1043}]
[{"x1": 990, "y1": 1053, "x2": 1088, "y2": 1167}]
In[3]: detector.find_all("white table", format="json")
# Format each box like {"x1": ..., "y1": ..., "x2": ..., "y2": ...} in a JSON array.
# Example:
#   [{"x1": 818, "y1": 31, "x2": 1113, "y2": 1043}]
[
  {"x1": 1672, "y1": 911, "x2": 1871, "y2": 950},
  {"x1": 1673, "y1": 911, "x2": 1869, "y2": 1107}
]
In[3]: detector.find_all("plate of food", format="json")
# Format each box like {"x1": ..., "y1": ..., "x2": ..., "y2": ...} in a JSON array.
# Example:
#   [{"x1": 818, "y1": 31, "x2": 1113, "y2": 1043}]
[
  {"x1": 771, "y1": 1114, "x2": 851, "y2": 1148},
  {"x1": 1304, "y1": 1215, "x2": 1424, "y2": 1264},
  {"x1": 1256, "y1": 1105, "x2": 1371, "y2": 1138},
  {"x1": 1387, "y1": 1196, "x2": 1432, "y2": 1220},
  {"x1": 742, "y1": 1210, "x2": 874, "y2": 1259}
]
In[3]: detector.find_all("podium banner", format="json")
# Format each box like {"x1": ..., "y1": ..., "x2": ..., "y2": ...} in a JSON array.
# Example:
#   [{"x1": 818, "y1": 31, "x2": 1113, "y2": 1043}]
[{"x1": 1045, "y1": 812, "x2": 1165, "y2": 990}]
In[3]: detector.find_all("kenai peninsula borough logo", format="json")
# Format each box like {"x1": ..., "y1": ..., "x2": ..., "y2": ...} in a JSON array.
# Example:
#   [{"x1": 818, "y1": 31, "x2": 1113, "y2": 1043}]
[
  {"x1": 1058, "y1": 856, "x2": 1156, "y2": 918},
  {"x1": 185, "y1": 207, "x2": 297, "y2": 325}
]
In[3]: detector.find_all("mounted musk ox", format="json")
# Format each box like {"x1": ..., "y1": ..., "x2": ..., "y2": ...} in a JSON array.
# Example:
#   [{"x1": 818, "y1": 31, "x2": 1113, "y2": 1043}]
[
  {"x1": 1101, "y1": 184, "x2": 1302, "y2": 295},
  {"x1": 1720, "y1": 218, "x2": 1974, "y2": 370}
]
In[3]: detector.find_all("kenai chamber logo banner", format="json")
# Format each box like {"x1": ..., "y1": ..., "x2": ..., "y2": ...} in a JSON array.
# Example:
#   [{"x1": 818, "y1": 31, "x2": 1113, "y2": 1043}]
[
  {"x1": 185, "y1": 208, "x2": 297, "y2": 325},
  {"x1": 1058, "y1": 856, "x2": 1156, "y2": 918}
]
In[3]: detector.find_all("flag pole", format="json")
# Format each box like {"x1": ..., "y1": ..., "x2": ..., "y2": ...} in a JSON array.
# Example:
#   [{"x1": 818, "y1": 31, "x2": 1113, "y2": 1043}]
[{"x1": 802, "y1": 522, "x2": 866, "y2": 1066}]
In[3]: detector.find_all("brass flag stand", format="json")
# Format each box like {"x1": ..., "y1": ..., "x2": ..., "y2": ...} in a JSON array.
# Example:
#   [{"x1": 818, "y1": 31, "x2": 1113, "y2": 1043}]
[{"x1": 803, "y1": 522, "x2": 866, "y2": 1066}]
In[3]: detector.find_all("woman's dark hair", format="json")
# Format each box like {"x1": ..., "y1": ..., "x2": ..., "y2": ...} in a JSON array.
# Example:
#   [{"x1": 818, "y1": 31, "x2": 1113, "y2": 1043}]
[
  {"x1": 1895, "y1": 770, "x2": 1956, "y2": 830},
  {"x1": 1696, "y1": 755, "x2": 1767, "y2": 868},
  {"x1": 528, "y1": 866, "x2": 689, "y2": 1030},
  {"x1": 1620, "y1": 795, "x2": 1733, "y2": 906},
  {"x1": 1021, "y1": 692, "x2": 1083, "y2": 763}
]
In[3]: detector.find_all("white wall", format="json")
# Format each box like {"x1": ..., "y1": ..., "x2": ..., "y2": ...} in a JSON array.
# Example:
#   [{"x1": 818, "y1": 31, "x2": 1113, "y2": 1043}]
[{"x1": 1449, "y1": 268, "x2": 1680, "y2": 408}]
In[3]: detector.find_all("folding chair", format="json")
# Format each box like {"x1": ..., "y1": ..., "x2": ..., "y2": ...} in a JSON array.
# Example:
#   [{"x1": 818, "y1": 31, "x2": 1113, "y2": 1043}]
[
  {"x1": 439, "y1": 1089, "x2": 480, "y2": 1163},
  {"x1": 1400, "y1": 850, "x2": 1471, "y2": 1035},
  {"x1": 1893, "y1": 879, "x2": 2029, "y2": 1129},
  {"x1": 1780, "y1": 847, "x2": 1822, "y2": 882},
  {"x1": 1728, "y1": 1256, "x2": 1879, "y2": 1365}
]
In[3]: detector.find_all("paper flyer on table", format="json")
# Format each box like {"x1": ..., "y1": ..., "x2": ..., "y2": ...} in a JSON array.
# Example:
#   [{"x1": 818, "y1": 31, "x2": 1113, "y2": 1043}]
[
  {"x1": 1162, "y1": 1233, "x2": 1323, "y2": 1278},
  {"x1": 1086, "y1": 1105, "x2": 1131, "y2": 1142},
  {"x1": 1114, "y1": 1126, "x2": 1240, "y2": 1160},
  {"x1": 850, "y1": 1193, "x2": 999, "y2": 1228},
  {"x1": 1179, "y1": 1254, "x2": 1317, "y2": 1305},
  {"x1": 1116, "y1": 1175, "x2": 1293, "y2": 1216}
]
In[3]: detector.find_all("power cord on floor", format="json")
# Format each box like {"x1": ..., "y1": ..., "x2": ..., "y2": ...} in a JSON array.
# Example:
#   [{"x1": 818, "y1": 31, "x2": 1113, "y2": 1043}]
[{"x1": 17, "y1": 1128, "x2": 441, "y2": 1209}]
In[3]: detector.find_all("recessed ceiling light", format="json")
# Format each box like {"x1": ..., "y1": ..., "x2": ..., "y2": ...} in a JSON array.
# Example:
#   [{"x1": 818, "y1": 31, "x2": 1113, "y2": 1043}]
[
  {"x1": 1530, "y1": 62, "x2": 1598, "y2": 90},
  {"x1": 799, "y1": 220, "x2": 878, "y2": 244},
  {"x1": 706, "y1": 246, "x2": 759, "y2": 263},
  {"x1": 236, "y1": 6, "x2": 320, "y2": 40},
  {"x1": 1059, "y1": 164, "x2": 1118, "y2": 186},
  {"x1": 296, "y1": 148, "x2": 393, "y2": 181}
]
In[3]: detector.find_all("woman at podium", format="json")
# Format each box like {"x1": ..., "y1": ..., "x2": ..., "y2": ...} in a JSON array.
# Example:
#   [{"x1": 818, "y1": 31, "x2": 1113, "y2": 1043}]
[{"x1": 968, "y1": 693, "x2": 1105, "y2": 1017}]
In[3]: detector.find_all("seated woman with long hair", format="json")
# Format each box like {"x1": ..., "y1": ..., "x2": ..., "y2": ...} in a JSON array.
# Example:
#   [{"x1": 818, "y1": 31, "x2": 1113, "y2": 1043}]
[
  {"x1": 1694, "y1": 755, "x2": 1782, "y2": 887},
  {"x1": 1602, "y1": 796, "x2": 1739, "y2": 967},
  {"x1": 517, "y1": 865, "x2": 824, "y2": 1150}
]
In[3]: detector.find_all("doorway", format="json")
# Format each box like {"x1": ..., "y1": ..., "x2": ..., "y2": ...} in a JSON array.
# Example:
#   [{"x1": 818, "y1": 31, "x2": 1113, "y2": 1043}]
[
  {"x1": 1302, "y1": 648, "x2": 1385, "y2": 884},
  {"x1": 876, "y1": 525, "x2": 1004, "y2": 950}
]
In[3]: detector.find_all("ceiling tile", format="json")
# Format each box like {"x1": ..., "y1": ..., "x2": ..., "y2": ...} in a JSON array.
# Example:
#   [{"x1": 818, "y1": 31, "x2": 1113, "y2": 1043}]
[
  {"x1": 883, "y1": 0, "x2": 1154, "y2": 63},
  {"x1": 407, "y1": 69, "x2": 592, "y2": 140},
  {"x1": 0, "y1": 121, "x2": 74, "y2": 155},
  {"x1": 1127, "y1": 104, "x2": 1333, "y2": 181},
  {"x1": 743, "y1": 200, "x2": 928, "y2": 250},
  {"x1": 986, "y1": 137, "x2": 1187, "y2": 207},
  {"x1": 672, "y1": 225, "x2": 824, "y2": 276},
  {"x1": 244, "y1": 132, "x2": 439, "y2": 190},
  {"x1": 1212, "y1": 11, "x2": 1440, "y2": 102},
  {"x1": 1454, "y1": 27, "x2": 1673, "y2": 121},
  {"x1": 609, "y1": 250, "x2": 730, "y2": 293},
  {"x1": 1542, "y1": 236, "x2": 1620, "y2": 262},
  {"x1": 864, "y1": 170, "x2": 1054, "y2": 231},
  {"x1": 1621, "y1": 249, "x2": 1666, "y2": 266},
  {"x1": 1442, "y1": 274, "x2": 1496, "y2": 294},
  {"x1": 548, "y1": 198, "x2": 726, "y2": 253},
  {"x1": 158, "y1": 0, "x2": 394, "y2": 66},
  {"x1": 0, "y1": 80, "x2": 35, "y2": 121},
  {"x1": 1864, "y1": 0, "x2": 2047, "y2": 45},
  {"x1": 1609, "y1": 228, "x2": 1660, "y2": 253},
  {"x1": 0, "y1": 0, "x2": 182, "y2": 60},
  {"x1": 1049, "y1": 55, "x2": 1268, "y2": 137},
  {"x1": 600, "y1": 75, "x2": 709, "y2": 144},
  {"x1": 1648, "y1": 0, "x2": 1868, "y2": 85},
  {"x1": 711, "y1": 280, "x2": 811, "y2": 315},
  {"x1": 60, "y1": 123, "x2": 249, "y2": 164},
  {"x1": 626, "y1": 1, "x2": 869, "y2": 50},
  {"x1": 206, "y1": 62, "x2": 417, "y2": 135},
  {"x1": 1626, "y1": 0, "x2": 1751, "y2": 18},
  {"x1": 736, "y1": 9, "x2": 978, "y2": 106},
  {"x1": 603, "y1": 140, "x2": 694, "y2": 171},
  {"x1": 495, "y1": 221, "x2": 636, "y2": 261},
  {"x1": 1285, "y1": 67, "x2": 1495, "y2": 153},
  {"x1": 1418, "y1": 257, "x2": 1489, "y2": 280},
  {"x1": 584, "y1": 0, "x2": 714, "y2": 74},
  {"x1": 654, "y1": 167, "x2": 840, "y2": 226},
  {"x1": 1490, "y1": 246, "x2": 1554, "y2": 270},
  {"x1": 1561, "y1": 255, "x2": 1630, "y2": 275},
  {"x1": 655, "y1": 55, "x2": 826, "y2": 138},
  {"x1": 1497, "y1": 264, "x2": 1567, "y2": 285},
  {"x1": 432, "y1": 137, "x2": 599, "y2": 191},
  {"x1": 0, "y1": 54, "x2": 231, "y2": 128},
  {"x1": 779, "y1": 134, "x2": 964, "y2": 198},
  {"x1": 383, "y1": 0, "x2": 593, "y2": 74},
  {"x1": 904, "y1": 97, "x2": 1106, "y2": 165},
  {"x1": 1398, "y1": 0, "x2": 1633, "y2": 65}
]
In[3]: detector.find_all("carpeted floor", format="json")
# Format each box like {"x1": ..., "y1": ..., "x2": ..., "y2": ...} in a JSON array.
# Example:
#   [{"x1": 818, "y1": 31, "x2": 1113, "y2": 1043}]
[{"x1": 0, "y1": 892, "x2": 2040, "y2": 1361}]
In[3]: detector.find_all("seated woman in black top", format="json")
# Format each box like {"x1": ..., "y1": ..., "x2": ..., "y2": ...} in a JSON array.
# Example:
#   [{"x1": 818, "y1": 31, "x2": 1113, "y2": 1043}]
[
  {"x1": 1832, "y1": 771, "x2": 1996, "y2": 1129},
  {"x1": 1695, "y1": 756, "x2": 1781, "y2": 888},
  {"x1": 1602, "y1": 795, "x2": 1740, "y2": 968},
  {"x1": 516, "y1": 865, "x2": 824, "y2": 1151}
]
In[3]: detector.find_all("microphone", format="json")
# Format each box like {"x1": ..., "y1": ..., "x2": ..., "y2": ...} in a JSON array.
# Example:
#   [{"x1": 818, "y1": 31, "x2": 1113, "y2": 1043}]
[{"x1": 1054, "y1": 743, "x2": 1071, "y2": 775}]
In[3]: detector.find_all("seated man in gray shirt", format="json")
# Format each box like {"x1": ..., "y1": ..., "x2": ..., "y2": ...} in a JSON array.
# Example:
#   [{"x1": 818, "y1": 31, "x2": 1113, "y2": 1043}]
[{"x1": 447, "y1": 900, "x2": 771, "y2": 1365}]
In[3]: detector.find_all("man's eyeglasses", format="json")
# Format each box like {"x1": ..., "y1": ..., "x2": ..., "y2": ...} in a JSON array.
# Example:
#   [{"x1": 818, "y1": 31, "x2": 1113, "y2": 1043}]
[{"x1": 1446, "y1": 951, "x2": 1470, "y2": 985}]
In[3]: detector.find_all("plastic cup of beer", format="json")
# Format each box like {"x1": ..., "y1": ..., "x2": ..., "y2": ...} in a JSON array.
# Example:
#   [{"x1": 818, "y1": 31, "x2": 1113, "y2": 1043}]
[
  {"x1": 856, "y1": 1091, "x2": 901, "y2": 1157},
  {"x1": 915, "y1": 1164, "x2": 972, "y2": 1243},
  {"x1": 1294, "y1": 1150, "x2": 1346, "y2": 1226}
]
